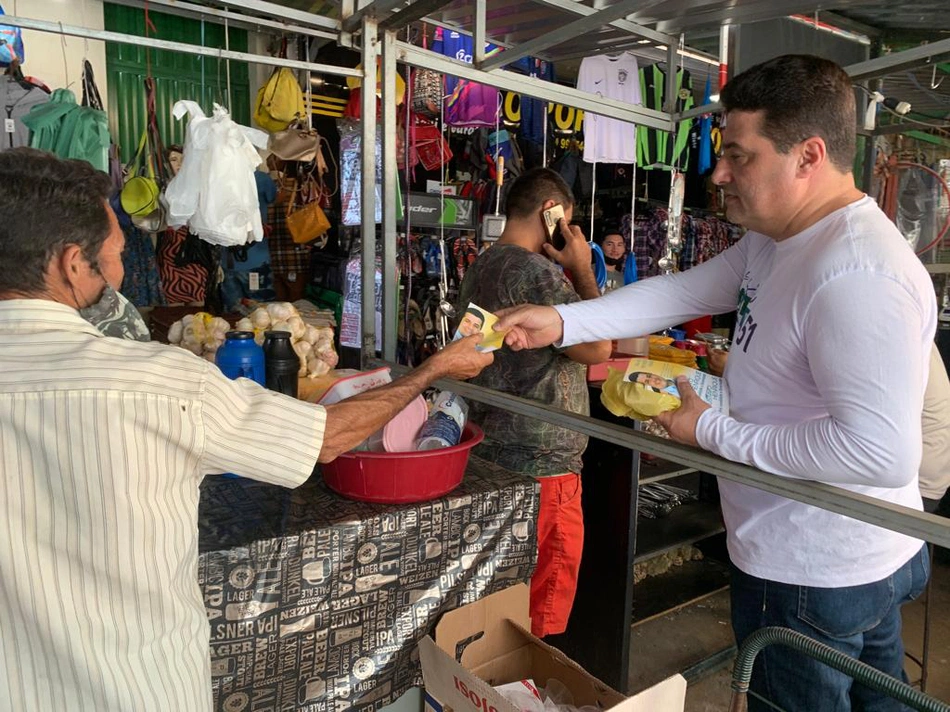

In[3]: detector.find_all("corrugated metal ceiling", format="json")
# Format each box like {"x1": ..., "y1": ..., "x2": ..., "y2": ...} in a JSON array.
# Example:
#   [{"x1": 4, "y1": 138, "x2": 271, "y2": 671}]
[{"x1": 235, "y1": 0, "x2": 950, "y2": 121}]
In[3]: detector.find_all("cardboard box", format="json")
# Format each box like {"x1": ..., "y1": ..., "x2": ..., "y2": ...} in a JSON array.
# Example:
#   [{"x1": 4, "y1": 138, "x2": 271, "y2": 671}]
[{"x1": 419, "y1": 585, "x2": 686, "y2": 712}]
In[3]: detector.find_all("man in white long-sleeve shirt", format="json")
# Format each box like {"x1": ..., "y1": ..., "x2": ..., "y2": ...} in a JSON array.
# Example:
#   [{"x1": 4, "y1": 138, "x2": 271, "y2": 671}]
[{"x1": 495, "y1": 55, "x2": 931, "y2": 711}]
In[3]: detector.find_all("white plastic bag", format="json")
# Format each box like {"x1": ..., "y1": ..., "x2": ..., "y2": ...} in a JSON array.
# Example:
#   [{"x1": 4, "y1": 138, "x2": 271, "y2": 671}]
[
  {"x1": 164, "y1": 101, "x2": 265, "y2": 247},
  {"x1": 163, "y1": 100, "x2": 205, "y2": 227},
  {"x1": 494, "y1": 680, "x2": 544, "y2": 712}
]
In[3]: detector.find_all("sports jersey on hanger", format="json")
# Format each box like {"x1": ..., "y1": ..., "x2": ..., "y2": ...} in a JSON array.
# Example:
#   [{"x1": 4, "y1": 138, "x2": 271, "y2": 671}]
[
  {"x1": 432, "y1": 28, "x2": 502, "y2": 127},
  {"x1": 636, "y1": 64, "x2": 694, "y2": 170},
  {"x1": 576, "y1": 53, "x2": 641, "y2": 164},
  {"x1": 516, "y1": 58, "x2": 555, "y2": 146}
]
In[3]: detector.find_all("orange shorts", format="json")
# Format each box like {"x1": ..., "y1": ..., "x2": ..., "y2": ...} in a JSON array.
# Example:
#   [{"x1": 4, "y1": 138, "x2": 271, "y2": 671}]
[{"x1": 529, "y1": 473, "x2": 584, "y2": 638}]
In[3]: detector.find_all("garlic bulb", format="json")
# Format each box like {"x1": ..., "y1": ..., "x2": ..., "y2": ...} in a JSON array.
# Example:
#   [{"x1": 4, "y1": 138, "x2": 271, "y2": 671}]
[
  {"x1": 210, "y1": 317, "x2": 230, "y2": 334},
  {"x1": 266, "y1": 302, "x2": 296, "y2": 322},
  {"x1": 182, "y1": 338, "x2": 203, "y2": 356},
  {"x1": 287, "y1": 316, "x2": 307, "y2": 341},
  {"x1": 167, "y1": 321, "x2": 183, "y2": 344},
  {"x1": 235, "y1": 317, "x2": 253, "y2": 332},
  {"x1": 270, "y1": 320, "x2": 293, "y2": 336},
  {"x1": 249, "y1": 307, "x2": 270, "y2": 330},
  {"x1": 303, "y1": 324, "x2": 321, "y2": 345},
  {"x1": 293, "y1": 340, "x2": 312, "y2": 376},
  {"x1": 307, "y1": 356, "x2": 331, "y2": 378}
]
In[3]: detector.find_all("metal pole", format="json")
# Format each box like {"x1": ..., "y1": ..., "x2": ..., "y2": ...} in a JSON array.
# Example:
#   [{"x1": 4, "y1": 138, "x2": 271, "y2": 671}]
[
  {"x1": 664, "y1": 41, "x2": 678, "y2": 131},
  {"x1": 0, "y1": 14, "x2": 360, "y2": 78},
  {"x1": 224, "y1": 17, "x2": 232, "y2": 109},
  {"x1": 473, "y1": 0, "x2": 486, "y2": 67},
  {"x1": 381, "y1": 28, "x2": 399, "y2": 362},
  {"x1": 397, "y1": 42, "x2": 672, "y2": 132},
  {"x1": 361, "y1": 16, "x2": 380, "y2": 366}
]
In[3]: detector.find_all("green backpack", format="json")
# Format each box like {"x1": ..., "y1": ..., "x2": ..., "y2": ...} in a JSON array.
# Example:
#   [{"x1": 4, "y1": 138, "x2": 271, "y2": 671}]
[{"x1": 22, "y1": 87, "x2": 110, "y2": 172}]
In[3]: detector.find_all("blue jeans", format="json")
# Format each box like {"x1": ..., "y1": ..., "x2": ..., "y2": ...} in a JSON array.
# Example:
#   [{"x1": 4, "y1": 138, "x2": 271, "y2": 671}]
[{"x1": 730, "y1": 545, "x2": 929, "y2": 711}]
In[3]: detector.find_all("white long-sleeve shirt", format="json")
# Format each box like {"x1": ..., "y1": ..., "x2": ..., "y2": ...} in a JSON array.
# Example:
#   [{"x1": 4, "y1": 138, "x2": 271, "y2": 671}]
[{"x1": 557, "y1": 197, "x2": 935, "y2": 586}]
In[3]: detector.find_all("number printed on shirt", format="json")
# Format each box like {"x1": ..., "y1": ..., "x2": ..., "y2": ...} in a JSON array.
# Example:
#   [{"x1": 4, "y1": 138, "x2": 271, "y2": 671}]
[{"x1": 734, "y1": 316, "x2": 758, "y2": 353}]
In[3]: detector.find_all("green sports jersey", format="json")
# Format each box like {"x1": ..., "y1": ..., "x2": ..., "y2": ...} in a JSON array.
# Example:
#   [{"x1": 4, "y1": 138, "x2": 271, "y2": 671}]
[{"x1": 636, "y1": 64, "x2": 694, "y2": 171}]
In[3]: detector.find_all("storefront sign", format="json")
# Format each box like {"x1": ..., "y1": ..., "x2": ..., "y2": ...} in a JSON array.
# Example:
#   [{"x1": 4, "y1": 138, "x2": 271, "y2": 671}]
[{"x1": 401, "y1": 193, "x2": 477, "y2": 229}]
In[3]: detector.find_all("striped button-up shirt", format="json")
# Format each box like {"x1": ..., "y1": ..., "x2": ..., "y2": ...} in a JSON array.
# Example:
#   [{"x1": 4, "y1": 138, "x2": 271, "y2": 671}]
[{"x1": 0, "y1": 300, "x2": 326, "y2": 711}]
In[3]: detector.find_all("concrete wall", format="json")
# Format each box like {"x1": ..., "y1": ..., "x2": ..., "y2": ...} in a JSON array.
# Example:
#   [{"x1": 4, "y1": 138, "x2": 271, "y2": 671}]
[{"x1": 13, "y1": 0, "x2": 108, "y2": 105}]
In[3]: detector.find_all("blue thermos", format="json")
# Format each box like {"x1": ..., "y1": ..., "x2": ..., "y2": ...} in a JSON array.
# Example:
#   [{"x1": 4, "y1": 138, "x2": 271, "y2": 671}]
[
  {"x1": 215, "y1": 331, "x2": 265, "y2": 479},
  {"x1": 215, "y1": 331, "x2": 265, "y2": 385}
]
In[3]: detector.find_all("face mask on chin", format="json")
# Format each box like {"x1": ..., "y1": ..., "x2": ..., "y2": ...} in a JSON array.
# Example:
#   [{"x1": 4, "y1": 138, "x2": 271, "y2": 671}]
[
  {"x1": 80, "y1": 284, "x2": 152, "y2": 342},
  {"x1": 603, "y1": 255, "x2": 623, "y2": 267}
]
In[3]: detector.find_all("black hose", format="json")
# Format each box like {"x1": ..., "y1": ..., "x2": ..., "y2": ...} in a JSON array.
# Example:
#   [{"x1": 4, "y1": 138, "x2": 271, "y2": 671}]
[{"x1": 730, "y1": 627, "x2": 950, "y2": 712}]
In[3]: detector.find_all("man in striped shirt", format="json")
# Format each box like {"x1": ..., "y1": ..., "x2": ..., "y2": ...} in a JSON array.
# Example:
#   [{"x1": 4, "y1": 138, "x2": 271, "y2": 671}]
[{"x1": 0, "y1": 148, "x2": 492, "y2": 711}]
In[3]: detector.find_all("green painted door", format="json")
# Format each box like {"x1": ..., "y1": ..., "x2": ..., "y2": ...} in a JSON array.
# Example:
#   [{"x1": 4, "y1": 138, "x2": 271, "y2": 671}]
[{"x1": 104, "y1": 3, "x2": 250, "y2": 164}]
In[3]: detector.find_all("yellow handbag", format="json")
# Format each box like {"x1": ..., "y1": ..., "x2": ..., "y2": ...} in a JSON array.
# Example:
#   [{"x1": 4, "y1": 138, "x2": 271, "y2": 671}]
[
  {"x1": 286, "y1": 177, "x2": 331, "y2": 246},
  {"x1": 254, "y1": 67, "x2": 305, "y2": 132},
  {"x1": 120, "y1": 130, "x2": 160, "y2": 217}
]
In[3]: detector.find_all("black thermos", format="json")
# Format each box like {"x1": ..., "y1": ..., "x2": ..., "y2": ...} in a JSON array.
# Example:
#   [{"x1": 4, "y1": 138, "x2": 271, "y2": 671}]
[{"x1": 263, "y1": 330, "x2": 299, "y2": 398}]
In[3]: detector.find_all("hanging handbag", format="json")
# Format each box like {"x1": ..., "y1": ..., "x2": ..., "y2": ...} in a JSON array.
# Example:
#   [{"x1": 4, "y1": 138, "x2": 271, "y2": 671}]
[
  {"x1": 269, "y1": 124, "x2": 322, "y2": 163},
  {"x1": 411, "y1": 119, "x2": 452, "y2": 172},
  {"x1": 410, "y1": 28, "x2": 442, "y2": 119},
  {"x1": 121, "y1": 130, "x2": 160, "y2": 218},
  {"x1": 286, "y1": 176, "x2": 331, "y2": 246}
]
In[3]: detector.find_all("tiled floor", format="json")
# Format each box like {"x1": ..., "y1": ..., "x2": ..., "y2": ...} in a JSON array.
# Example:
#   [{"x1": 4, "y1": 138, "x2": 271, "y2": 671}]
[{"x1": 628, "y1": 555, "x2": 950, "y2": 710}]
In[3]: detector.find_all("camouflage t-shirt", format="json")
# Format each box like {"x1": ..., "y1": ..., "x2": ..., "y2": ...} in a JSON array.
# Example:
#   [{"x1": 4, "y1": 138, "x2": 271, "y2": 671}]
[{"x1": 456, "y1": 244, "x2": 588, "y2": 477}]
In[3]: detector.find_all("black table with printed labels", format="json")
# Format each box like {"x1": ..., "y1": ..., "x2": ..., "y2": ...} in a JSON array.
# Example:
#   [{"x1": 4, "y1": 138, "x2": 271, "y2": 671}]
[{"x1": 197, "y1": 457, "x2": 539, "y2": 712}]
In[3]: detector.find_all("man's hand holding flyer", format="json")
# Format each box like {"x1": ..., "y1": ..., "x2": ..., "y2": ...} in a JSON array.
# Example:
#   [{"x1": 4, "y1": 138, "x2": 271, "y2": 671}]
[{"x1": 601, "y1": 357, "x2": 729, "y2": 420}]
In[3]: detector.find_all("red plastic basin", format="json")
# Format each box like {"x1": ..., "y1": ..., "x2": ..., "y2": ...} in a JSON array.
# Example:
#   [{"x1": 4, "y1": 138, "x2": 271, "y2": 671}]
[{"x1": 321, "y1": 423, "x2": 484, "y2": 504}]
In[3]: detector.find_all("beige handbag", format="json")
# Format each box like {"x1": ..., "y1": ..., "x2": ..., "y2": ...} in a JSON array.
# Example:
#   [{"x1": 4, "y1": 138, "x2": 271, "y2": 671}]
[{"x1": 269, "y1": 125, "x2": 329, "y2": 178}]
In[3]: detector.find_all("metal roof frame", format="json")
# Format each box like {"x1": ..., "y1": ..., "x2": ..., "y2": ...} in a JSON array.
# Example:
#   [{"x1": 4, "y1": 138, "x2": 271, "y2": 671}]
[
  {"x1": 478, "y1": 0, "x2": 662, "y2": 72},
  {"x1": 846, "y1": 36, "x2": 950, "y2": 81},
  {"x1": 107, "y1": 0, "x2": 338, "y2": 40},
  {"x1": 1, "y1": 13, "x2": 359, "y2": 77}
]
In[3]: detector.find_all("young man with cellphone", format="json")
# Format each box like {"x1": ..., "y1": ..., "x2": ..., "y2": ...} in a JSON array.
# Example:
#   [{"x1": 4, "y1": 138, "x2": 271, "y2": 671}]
[{"x1": 456, "y1": 168, "x2": 610, "y2": 637}]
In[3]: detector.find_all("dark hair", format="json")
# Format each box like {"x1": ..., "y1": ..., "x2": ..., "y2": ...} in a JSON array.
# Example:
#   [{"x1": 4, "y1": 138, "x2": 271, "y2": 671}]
[
  {"x1": 0, "y1": 148, "x2": 113, "y2": 294},
  {"x1": 628, "y1": 371, "x2": 673, "y2": 394},
  {"x1": 504, "y1": 167, "x2": 574, "y2": 220},
  {"x1": 597, "y1": 227, "x2": 624, "y2": 245},
  {"x1": 720, "y1": 54, "x2": 856, "y2": 172},
  {"x1": 464, "y1": 307, "x2": 485, "y2": 325}
]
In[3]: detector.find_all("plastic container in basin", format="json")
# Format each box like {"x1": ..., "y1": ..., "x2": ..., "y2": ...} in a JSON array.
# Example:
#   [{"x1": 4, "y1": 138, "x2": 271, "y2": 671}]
[{"x1": 321, "y1": 423, "x2": 484, "y2": 503}]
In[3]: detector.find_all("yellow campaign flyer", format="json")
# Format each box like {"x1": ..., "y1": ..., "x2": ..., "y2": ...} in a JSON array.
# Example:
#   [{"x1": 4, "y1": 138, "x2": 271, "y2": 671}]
[
  {"x1": 601, "y1": 358, "x2": 729, "y2": 421},
  {"x1": 453, "y1": 302, "x2": 507, "y2": 353}
]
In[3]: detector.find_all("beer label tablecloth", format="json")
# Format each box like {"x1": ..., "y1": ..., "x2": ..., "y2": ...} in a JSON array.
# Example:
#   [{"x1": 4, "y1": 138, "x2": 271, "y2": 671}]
[{"x1": 198, "y1": 457, "x2": 539, "y2": 712}]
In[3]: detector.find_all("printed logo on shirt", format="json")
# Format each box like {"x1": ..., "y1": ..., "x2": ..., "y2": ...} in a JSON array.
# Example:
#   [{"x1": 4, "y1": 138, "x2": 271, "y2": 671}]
[
  {"x1": 734, "y1": 274, "x2": 760, "y2": 354},
  {"x1": 618, "y1": 69, "x2": 628, "y2": 84}
]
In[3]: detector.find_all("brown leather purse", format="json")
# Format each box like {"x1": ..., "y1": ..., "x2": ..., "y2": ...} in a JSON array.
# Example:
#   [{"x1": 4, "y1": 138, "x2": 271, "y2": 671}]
[{"x1": 286, "y1": 175, "x2": 331, "y2": 246}]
